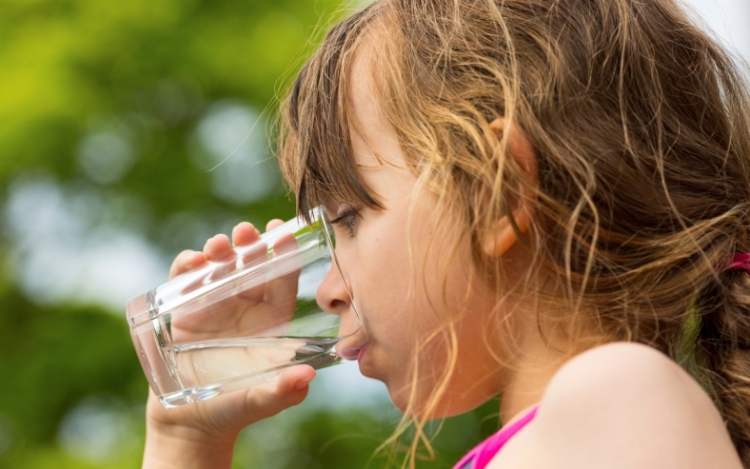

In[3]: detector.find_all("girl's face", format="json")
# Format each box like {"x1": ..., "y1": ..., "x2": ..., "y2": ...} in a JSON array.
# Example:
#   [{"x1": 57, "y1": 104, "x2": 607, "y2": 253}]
[{"x1": 315, "y1": 53, "x2": 505, "y2": 417}]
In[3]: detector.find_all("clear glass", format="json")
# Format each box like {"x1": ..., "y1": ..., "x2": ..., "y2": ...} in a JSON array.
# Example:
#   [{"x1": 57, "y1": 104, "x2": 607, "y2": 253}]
[{"x1": 125, "y1": 207, "x2": 360, "y2": 407}]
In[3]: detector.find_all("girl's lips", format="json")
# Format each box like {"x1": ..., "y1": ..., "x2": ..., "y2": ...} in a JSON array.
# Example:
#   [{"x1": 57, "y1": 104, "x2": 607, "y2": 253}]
[
  {"x1": 336, "y1": 340, "x2": 369, "y2": 361},
  {"x1": 335, "y1": 326, "x2": 369, "y2": 361}
]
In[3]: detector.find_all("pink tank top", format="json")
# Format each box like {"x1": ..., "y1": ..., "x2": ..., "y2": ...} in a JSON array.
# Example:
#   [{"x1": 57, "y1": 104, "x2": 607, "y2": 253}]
[{"x1": 452, "y1": 406, "x2": 539, "y2": 469}]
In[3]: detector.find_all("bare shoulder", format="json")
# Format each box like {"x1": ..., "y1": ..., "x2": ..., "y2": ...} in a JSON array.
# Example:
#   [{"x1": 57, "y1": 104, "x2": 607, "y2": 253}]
[{"x1": 532, "y1": 342, "x2": 742, "y2": 469}]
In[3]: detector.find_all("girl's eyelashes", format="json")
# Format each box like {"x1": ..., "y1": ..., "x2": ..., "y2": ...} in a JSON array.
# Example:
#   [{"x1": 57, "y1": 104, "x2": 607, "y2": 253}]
[{"x1": 330, "y1": 209, "x2": 359, "y2": 239}]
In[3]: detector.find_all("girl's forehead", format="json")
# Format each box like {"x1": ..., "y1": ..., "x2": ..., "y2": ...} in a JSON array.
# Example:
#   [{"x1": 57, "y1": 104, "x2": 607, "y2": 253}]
[
  {"x1": 347, "y1": 61, "x2": 407, "y2": 173},
  {"x1": 348, "y1": 47, "x2": 381, "y2": 123},
  {"x1": 349, "y1": 123, "x2": 407, "y2": 177},
  {"x1": 281, "y1": 10, "x2": 393, "y2": 217}
]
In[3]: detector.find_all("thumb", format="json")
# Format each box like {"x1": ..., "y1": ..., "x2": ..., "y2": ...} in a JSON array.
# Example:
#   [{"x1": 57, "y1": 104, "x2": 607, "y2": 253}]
[{"x1": 240, "y1": 365, "x2": 316, "y2": 422}]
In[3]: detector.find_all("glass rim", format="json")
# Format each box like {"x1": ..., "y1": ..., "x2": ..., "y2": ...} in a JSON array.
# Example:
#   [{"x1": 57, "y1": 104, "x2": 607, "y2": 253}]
[{"x1": 126, "y1": 206, "x2": 334, "y2": 329}]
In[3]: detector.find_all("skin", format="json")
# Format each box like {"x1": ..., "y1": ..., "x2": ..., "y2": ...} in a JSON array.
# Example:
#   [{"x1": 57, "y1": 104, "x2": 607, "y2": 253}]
[
  {"x1": 322, "y1": 38, "x2": 568, "y2": 422},
  {"x1": 140, "y1": 38, "x2": 743, "y2": 469},
  {"x1": 143, "y1": 220, "x2": 317, "y2": 469},
  {"x1": 489, "y1": 343, "x2": 743, "y2": 469},
  {"x1": 315, "y1": 108, "x2": 507, "y2": 415}
]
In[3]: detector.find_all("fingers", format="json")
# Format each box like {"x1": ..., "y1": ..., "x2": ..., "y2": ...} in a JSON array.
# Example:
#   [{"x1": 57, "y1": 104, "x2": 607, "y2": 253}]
[
  {"x1": 233, "y1": 223, "x2": 266, "y2": 271},
  {"x1": 202, "y1": 234, "x2": 238, "y2": 281},
  {"x1": 235, "y1": 219, "x2": 292, "y2": 305},
  {"x1": 199, "y1": 220, "x2": 282, "y2": 264},
  {"x1": 278, "y1": 364, "x2": 317, "y2": 392},
  {"x1": 169, "y1": 232, "x2": 237, "y2": 283},
  {"x1": 232, "y1": 223, "x2": 269, "y2": 303},
  {"x1": 145, "y1": 366, "x2": 316, "y2": 442},
  {"x1": 203, "y1": 234, "x2": 234, "y2": 261},
  {"x1": 171, "y1": 219, "x2": 293, "y2": 299},
  {"x1": 265, "y1": 231, "x2": 301, "y2": 310},
  {"x1": 245, "y1": 365, "x2": 316, "y2": 421},
  {"x1": 232, "y1": 222, "x2": 260, "y2": 247},
  {"x1": 170, "y1": 220, "x2": 284, "y2": 280},
  {"x1": 266, "y1": 219, "x2": 284, "y2": 232},
  {"x1": 171, "y1": 232, "x2": 240, "y2": 286},
  {"x1": 170, "y1": 250, "x2": 207, "y2": 279}
]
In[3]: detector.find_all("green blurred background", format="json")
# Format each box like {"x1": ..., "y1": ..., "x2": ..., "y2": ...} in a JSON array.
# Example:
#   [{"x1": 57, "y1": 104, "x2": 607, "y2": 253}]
[{"x1": 0, "y1": 0, "x2": 499, "y2": 467}]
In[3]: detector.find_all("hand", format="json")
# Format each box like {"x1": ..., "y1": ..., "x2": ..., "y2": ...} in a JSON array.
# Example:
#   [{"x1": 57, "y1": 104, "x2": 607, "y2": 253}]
[
  {"x1": 169, "y1": 220, "x2": 300, "y2": 343},
  {"x1": 142, "y1": 220, "x2": 316, "y2": 469}
]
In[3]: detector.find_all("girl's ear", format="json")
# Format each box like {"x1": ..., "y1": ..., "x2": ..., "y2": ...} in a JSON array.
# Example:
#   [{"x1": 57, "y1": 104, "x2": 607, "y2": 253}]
[{"x1": 482, "y1": 118, "x2": 539, "y2": 258}]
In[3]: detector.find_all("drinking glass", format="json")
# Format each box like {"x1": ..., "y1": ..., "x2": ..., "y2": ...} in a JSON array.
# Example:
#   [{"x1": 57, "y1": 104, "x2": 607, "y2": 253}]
[{"x1": 126, "y1": 207, "x2": 360, "y2": 407}]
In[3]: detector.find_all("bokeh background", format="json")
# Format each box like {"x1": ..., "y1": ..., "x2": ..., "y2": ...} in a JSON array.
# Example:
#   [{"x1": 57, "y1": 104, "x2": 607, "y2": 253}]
[{"x1": 0, "y1": 0, "x2": 747, "y2": 468}]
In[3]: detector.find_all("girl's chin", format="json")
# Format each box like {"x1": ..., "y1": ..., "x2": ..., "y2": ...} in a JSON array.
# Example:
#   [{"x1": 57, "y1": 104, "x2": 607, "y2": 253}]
[
  {"x1": 387, "y1": 396, "x2": 455, "y2": 419},
  {"x1": 355, "y1": 344, "x2": 378, "y2": 378},
  {"x1": 359, "y1": 354, "x2": 469, "y2": 418},
  {"x1": 384, "y1": 382, "x2": 491, "y2": 419},
  {"x1": 358, "y1": 364, "x2": 376, "y2": 379},
  {"x1": 383, "y1": 382, "x2": 434, "y2": 417}
]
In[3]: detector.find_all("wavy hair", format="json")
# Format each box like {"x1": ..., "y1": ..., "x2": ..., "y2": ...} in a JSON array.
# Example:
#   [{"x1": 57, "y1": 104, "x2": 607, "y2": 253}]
[{"x1": 277, "y1": 0, "x2": 750, "y2": 466}]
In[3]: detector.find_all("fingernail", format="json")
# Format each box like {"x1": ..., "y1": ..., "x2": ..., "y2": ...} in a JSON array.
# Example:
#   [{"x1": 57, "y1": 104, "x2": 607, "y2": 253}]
[{"x1": 294, "y1": 379, "x2": 311, "y2": 390}]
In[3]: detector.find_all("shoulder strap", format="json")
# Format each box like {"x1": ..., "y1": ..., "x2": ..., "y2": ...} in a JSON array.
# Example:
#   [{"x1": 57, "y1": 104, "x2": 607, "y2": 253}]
[{"x1": 453, "y1": 405, "x2": 539, "y2": 469}]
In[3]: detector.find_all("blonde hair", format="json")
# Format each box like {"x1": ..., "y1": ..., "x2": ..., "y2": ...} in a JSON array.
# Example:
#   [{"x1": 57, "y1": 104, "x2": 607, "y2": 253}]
[{"x1": 277, "y1": 0, "x2": 750, "y2": 466}]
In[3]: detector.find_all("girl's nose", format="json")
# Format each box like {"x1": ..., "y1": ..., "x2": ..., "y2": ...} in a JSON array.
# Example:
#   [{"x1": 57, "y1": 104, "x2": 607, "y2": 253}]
[{"x1": 316, "y1": 261, "x2": 351, "y2": 316}]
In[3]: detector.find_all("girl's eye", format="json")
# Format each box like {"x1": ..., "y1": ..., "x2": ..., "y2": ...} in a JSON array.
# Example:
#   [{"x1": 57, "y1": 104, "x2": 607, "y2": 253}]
[{"x1": 330, "y1": 209, "x2": 359, "y2": 239}]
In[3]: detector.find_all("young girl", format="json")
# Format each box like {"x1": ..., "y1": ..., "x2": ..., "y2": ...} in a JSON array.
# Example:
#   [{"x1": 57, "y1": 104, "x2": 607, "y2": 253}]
[{"x1": 142, "y1": 0, "x2": 750, "y2": 467}]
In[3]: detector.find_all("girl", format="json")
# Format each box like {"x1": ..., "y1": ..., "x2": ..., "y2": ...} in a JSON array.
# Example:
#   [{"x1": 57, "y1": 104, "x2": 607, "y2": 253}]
[{"x1": 142, "y1": 0, "x2": 750, "y2": 468}]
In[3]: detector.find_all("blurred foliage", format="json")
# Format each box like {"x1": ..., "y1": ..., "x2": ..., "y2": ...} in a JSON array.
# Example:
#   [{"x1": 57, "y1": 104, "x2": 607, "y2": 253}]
[
  {"x1": 0, "y1": 0, "x2": 500, "y2": 468},
  {"x1": 0, "y1": 0, "x2": 343, "y2": 231}
]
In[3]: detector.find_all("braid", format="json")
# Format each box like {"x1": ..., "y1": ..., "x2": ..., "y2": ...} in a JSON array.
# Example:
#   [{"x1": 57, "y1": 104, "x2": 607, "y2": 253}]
[{"x1": 697, "y1": 270, "x2": 750, "y2": 467}]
